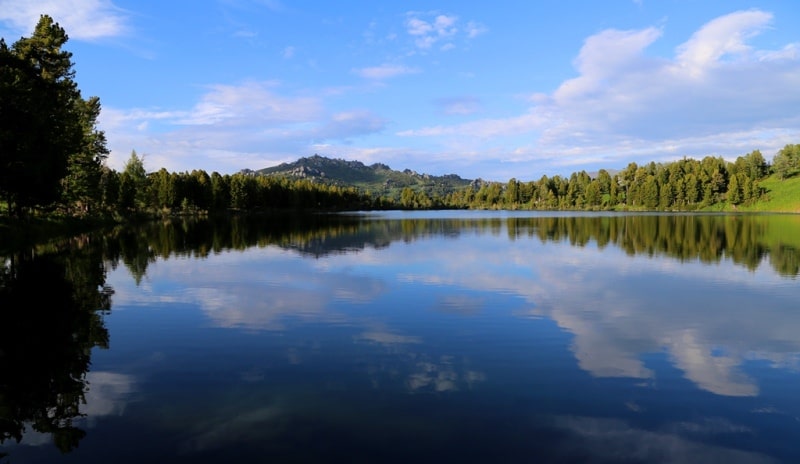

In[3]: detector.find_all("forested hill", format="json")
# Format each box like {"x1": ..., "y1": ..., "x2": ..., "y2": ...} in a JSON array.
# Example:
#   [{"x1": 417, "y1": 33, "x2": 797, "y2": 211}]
[
  {"x1": 248, "y1": 148, "x2": 800, "y2": 212},
  {"x1": 251, "y1": 154, "x2": 475, "y2": 200}
]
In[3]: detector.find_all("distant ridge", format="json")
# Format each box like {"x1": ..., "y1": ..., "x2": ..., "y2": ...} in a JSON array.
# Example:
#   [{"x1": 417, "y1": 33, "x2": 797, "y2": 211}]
[{"x1": 251, "y1": 154, "x2": 476, "y2": 199}]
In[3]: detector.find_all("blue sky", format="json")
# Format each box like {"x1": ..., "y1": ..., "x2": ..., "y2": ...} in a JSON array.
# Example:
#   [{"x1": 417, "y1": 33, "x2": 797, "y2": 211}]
[{"x1": 2, "y1": 0, "x2": 799, "y2": 181}]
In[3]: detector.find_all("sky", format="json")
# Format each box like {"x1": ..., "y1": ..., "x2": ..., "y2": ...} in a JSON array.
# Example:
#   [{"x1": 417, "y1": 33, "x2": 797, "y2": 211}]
[{"x1": 1, "y1": 0, "x2": 800, "y2": 181}]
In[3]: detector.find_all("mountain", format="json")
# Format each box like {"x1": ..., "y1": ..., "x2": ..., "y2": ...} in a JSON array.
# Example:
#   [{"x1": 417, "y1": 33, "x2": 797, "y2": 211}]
[{"x1": 252, "y1": 154, "x2": 477, "y2": 199}]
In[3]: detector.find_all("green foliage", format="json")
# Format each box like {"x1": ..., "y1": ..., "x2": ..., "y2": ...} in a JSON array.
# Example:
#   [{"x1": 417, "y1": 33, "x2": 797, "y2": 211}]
[
  {"x1": 119, "y1": 150, "x2": 147, "y2": 211},
  {"x1": 436, "y1": 150, "x2": 786, "y2": 212},
  {"x1": 727, "y1": 173, "x2": 742, "y2": 205},
  {"x1": 0, "y1": 15, "x2": 107, "y2": 217},
  {"x1": 60, "y1": 96, "x2": 109, "y2": 215},
  {"x1": 772, "y1": 144, "x2": 800, "y2": 180}
]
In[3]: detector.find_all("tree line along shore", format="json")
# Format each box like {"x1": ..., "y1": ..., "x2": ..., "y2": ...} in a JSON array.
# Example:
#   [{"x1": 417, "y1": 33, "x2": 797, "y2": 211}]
[{"x1": 2, "y1": 15, "x2": 799, "y2": 245}]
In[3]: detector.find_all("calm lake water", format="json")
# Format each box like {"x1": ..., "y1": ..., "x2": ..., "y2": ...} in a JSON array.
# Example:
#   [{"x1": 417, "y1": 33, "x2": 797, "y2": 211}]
[{"x1": 2, "y1": 211, "x2": 799, "y2": 463}]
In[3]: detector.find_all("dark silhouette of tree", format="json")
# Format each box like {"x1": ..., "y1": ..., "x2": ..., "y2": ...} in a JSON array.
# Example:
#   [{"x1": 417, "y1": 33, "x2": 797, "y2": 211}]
[
  {"x1": 0, "y1": 15, "x2": 107, "y2": 217},
  {"x1": 0, "y1": 240, "x2": 113, "y2": 455}
]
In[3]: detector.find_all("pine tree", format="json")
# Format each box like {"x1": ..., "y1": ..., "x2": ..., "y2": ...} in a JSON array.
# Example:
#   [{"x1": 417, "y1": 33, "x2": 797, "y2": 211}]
[{"x1": 0, "y1": 15, "x2": 107, "y2": 216}]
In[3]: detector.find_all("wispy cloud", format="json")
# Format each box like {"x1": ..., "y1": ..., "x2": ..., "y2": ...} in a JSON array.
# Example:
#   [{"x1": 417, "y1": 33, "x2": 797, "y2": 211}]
[
  {"x1": 398, "y1": 112, "x2": 547, "y2": 138},
  {"x1": 404, "y1": 11, "x2": 486, "y2": 51},
  {"x1": 676, "y1": 9, "x2": 772, "y2": 75},
  {"x1": 0, "y1": 0, "x2": 129, "y2": 40},
  {"x1": 433, "y1": 96, "x2": 483, "y2": 116},
  {"x1": 465, "y1": 20, "x2": 488, "y2": 39},
  {"x1": 353, "y1": 63, "x2": 420, "y2": 79},
  {"x1": 175, "y1": 81, "x2": 321, "y2": 126}
]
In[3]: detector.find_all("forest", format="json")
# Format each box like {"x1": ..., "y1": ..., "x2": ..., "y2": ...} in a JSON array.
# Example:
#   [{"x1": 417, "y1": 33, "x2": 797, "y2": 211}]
[{"x1": 2, "y1": 15, "x2": 799, "y2": 223}]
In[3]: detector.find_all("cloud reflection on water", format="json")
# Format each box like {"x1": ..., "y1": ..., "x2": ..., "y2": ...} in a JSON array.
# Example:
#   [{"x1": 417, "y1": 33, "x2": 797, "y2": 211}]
[
  {"x1": 324, "y1": 226, "x2": 799, "y2": 397},
  {"x1": 104, "y1": 218, "x2": 800, "y2": 399},
  {"x1": 549, "y1": 415, "x2": 777, "y2": 464},
  {"x1": 13, "y1": 371, "x2": 136, "y2": 448}
]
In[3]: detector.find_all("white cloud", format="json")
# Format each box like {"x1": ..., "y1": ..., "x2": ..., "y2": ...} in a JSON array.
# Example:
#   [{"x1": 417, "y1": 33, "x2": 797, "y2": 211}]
[
  {"x1": 404, "y1": 12, "x2": 485, "y2": 51},
  {"x1": 676, "y1": 9, "x2": 772, "y2": 76},
  {"x1": 433, "y1": 15, "x2": 457, "y2": 37},
  {"x1": 542, "y1": 9, "x2": 800, "y2": 144},
  {"x1": 399, "y1": 9, "x2": 800, "y2": 171},
  {"x1": 406, "y1": 17, "x2": 433, "y2": 37},
  {"x1": 99, "y1": 80, "x2": 387, "y2": 173},
  {"x1": 558, "y1": 26, "x2": 663, "y2": 99},
  {"x1": 0, "y1": 0, "x2": 129, "y2": 40}
]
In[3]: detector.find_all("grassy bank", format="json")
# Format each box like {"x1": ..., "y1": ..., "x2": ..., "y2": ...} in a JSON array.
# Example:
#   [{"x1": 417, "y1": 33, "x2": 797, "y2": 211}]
[
  {"x1": 740, "y1": 175, "x2": 800, "y2": 213},
  {"x1": 701, "y1": 175, "x2": 800, "y2": 213}
]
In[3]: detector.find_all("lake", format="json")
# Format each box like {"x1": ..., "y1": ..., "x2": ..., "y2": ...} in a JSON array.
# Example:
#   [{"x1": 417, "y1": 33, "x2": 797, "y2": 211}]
[{"x1": 1, "y1": 211, "x2": 799, "y2": 463}]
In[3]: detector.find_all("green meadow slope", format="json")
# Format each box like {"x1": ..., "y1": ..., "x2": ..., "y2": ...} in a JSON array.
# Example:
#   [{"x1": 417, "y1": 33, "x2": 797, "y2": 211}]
[{"x1": 741, "y1": 175, "x2": 800, "y2": 213}]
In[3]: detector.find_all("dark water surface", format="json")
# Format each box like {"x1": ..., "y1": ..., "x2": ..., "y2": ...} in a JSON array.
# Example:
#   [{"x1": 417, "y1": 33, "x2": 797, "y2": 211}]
[{"x1": 2, "y1": 211, "x2": 799, "y2": 463}]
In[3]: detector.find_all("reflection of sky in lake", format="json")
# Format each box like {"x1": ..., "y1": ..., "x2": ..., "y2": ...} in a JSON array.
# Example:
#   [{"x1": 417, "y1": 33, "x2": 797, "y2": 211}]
[
  {"x1": 86, "y1": 214, "x2": 800, "y2": 463},
  {"x1": 104, "y1": 220, "x2": 799, "y2": 399}
]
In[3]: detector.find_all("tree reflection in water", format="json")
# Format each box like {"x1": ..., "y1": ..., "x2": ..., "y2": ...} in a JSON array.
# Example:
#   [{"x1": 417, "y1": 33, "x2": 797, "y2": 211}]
[
  {"x1": 106, "y1": 213, "x2": 800, "y2": 279},
  {"x1": 0, "y1": 237, "x2": 113, "y2": 456}
]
